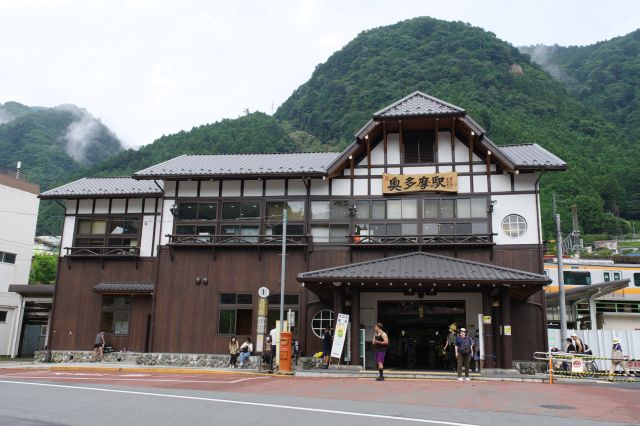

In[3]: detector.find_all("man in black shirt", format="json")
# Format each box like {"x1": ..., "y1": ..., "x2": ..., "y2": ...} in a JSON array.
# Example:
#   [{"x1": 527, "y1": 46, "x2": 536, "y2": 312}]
[{"x1": 322, "y1": 327, "x2": 332, "y2": 369}]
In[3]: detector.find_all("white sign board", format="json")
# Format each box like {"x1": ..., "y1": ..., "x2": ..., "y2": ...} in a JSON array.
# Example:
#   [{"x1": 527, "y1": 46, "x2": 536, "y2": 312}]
[
  {"x1": 330, "y1": 313, "x2": 350, "y2": 359},
  {"x1": 258, "y1": 287, "x2": 270, "y2": 298},
  {"x1": 571, "y1": 358, "x2": 584, "y2": 373}
]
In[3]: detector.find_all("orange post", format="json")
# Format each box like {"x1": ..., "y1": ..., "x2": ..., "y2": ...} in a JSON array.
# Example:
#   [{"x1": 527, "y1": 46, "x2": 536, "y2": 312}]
[
  {"x1": 279, "y1": 331, "x2": 293, "y2": 373},
  {"x1": 548, "y1": 353, "x2": 553, "y2": 384}
]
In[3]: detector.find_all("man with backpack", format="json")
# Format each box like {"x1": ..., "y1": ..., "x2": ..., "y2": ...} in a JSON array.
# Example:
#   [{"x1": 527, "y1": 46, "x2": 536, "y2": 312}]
[{"x1": 455, "y1": 327, "x2": 474, "y2": 381}]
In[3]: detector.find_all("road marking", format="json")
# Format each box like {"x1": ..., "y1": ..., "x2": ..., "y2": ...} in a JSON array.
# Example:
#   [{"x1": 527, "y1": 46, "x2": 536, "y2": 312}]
[
  {"x1": 0, "y1": 376, "x2": 267, "y2": 384},
  {"x1": 0, "y1": 380, "x2": 479, "y2": 426}
]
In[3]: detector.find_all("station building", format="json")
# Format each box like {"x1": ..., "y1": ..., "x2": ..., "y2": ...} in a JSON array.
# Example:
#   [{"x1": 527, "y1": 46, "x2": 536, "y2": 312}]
[{"x1": 42, "y1": 92, "x2": 566, "y2": 369}]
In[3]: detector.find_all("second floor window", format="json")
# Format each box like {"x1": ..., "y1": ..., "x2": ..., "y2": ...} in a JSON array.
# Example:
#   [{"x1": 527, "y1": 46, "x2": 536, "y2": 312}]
[{"x1": 75, "y1": 217, "x2": 140, "y2": 247}]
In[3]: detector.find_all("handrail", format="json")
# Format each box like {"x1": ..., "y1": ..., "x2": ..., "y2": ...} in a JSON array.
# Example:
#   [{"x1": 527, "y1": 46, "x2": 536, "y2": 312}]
[
  {"x1": 351, "y1": 233, "x2": 493, "y2": 246},
  {"x1": 64, "y1": 246, "x2": 140, "y2": 256},
  {"x1": 166, "y1": 234, "x2": 311, "y2": 247}
]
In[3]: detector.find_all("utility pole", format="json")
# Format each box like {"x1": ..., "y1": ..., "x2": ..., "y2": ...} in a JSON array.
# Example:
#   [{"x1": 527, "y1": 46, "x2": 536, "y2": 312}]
[
  {"x1": 279, "y1": 208, "x2": 287, "y2": 333},
  {"x1": 555, "y1": 213, "x2": 568, "y2": 350}
]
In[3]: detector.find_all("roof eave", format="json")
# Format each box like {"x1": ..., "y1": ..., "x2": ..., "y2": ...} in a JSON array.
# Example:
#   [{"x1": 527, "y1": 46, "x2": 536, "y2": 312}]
[
  {"x1": 372, "y1": 111, "x2": 465, "y2": 121},
  {"x1": 133, "y1": 171, "x2": 328, "y2": 181},
  {"x1": 39, "y1": 192, "x2": 162, "y2": 200}
]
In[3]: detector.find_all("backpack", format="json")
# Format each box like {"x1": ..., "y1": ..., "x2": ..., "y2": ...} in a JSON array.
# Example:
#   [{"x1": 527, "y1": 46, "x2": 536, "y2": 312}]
[{"x1": 459, "y1": 337, "x2": 472, "y2": 356}]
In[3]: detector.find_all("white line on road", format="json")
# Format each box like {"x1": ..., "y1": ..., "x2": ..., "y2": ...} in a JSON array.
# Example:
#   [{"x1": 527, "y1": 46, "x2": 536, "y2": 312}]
[
  {"x1": 0, "y1": 376, "x2": 266, "y2": 384},
  {"x1": 0, "y1": 380, "x2": 480, "y2": 426}
]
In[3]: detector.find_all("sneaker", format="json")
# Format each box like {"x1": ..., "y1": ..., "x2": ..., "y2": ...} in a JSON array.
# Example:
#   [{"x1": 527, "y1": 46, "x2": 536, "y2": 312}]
[
  {"x1": 464, "y1": 377, "x2": 471, "y2": 381},
  {"x1": 458, "y1": 377, "x2": 464, "y2": 381},
  {"x1": 376, "y1": 376, "x2": 385, "y2": 381}
]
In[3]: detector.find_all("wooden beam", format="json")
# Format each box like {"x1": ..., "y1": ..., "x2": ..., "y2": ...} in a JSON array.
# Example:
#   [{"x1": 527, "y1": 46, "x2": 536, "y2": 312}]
[
  {"x1": 383, "y1": 121, "x2": 388, "y2": 173},
  {"x1": 366, "y1": 136, "x2": 371, "y2": 196},
  {"x1": 399, "y1": 120, "x2": 404, "y2": 174},
  {"x1": 469, "y1": 131, "x2": 475, "y2": 192},
  {"x1": 450, "y1": 118, "x2": 456, "y2": 171},
  {"x1": 434, "y1": 118, "x2": 439, "y2": 172}
]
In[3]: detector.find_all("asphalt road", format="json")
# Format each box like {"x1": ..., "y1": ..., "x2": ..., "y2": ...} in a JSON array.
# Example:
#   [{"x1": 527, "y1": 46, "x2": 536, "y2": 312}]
[{"x1": 0, "y1": 370, "x2": 637, "y2": 426}]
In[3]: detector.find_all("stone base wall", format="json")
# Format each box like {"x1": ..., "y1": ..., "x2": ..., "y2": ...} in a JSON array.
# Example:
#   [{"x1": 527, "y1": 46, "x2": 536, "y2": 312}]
[{"x1": 34, "y1": 351, "x2": 260, "y2": 368}]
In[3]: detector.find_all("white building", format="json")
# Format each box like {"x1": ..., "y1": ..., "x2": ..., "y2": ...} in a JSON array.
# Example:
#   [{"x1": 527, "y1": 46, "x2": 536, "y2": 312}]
[{"x1": 0, "y1": 167, "x2": 39, "y2": 356}]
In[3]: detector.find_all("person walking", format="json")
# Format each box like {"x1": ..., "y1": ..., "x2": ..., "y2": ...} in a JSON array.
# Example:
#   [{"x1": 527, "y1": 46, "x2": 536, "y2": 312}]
[
  {"x1": 609, "y1": 337, "x2": 632, "y2": 381},
  {"x1": 93, "y1": 329, "x2": 106, "y2": 362},
  {"x1": 269, "y1": 326, "x2": 278, "y2": 371},
  {"x1": 372, "y1": 322, "x2": 389, "y2": 381},
  {"x1": 442, "y1": 324, "x2": 457, "y2": 371},
  {"x1": 321, "y1": 326, "x2": 332, "y2": 369},
  {"x1": 228, "y1": 336, "x2": 240, "y2": 368},
  {"x1": 238, "y1": 337, "x2": 253, "y2": 368},
  {"x1": 455, "y1": 327, "x2": 474, "y2": 381}
]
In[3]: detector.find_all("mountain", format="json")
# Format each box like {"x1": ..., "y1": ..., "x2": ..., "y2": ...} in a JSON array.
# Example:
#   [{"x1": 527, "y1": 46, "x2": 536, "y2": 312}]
[
  {"x1": 0, "y1": 103, "x2": 124, "y2": 233},
  {"x1": 275, "y1": 17, "x2": 640, "y2": 235},
  {"x1": 88, "y1": 112, "x2": 327, "y2": 178},
  {"x1": 520, "y1": 30, "x2": 640, "y2": 138}
]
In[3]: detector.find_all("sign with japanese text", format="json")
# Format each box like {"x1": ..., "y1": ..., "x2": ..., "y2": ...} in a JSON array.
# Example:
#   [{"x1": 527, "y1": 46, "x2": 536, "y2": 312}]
[
  {"x1": 330, "y1": 313, "x2": 350, "y2": 359},
  {"x1": 382, "y1": 172, "x2": 458, "y2": 194}
]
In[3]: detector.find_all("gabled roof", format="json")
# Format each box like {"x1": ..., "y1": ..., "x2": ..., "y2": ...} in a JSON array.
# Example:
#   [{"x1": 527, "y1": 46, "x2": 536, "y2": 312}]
[
  {"x1": 93, "y1": 282, "x2": 154, "y2": 294},
  {"x1": 133, "y1": 152, "x2": 341, "y2": 180},
  {"x1": 500, "y1": 144, "x2": 567, "y2": 170},
  {"x1": 298, "y1": 251, "x2": 550, "y2": 284},
  {"x1": 373, "y1": 91, "x2": 465, "y2": 119},
  {"x1": 40, "y1": 177, "x2": 163, "y2": 199}
]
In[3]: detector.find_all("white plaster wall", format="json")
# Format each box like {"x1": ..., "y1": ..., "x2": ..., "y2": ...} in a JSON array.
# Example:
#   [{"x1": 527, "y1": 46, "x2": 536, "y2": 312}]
[
  {"x1": 222, "y1": 180, "x2": 241, "y2": 196},
  {"x1": 440, "y1": 165, "x2": 453, "y2": 172},
  {"x1": 353, "y1": 179, "x2": 368, "y2": 196},
  {"x1": 491, "y1": 193, "x2": 540, "y2": 245},
  {"x1": 370, "y1": 142, "x2": 385, "y2": 165},
  {"x1": 164, "y1": 181, "x2": 177, "y2": 197},
  {"x1": 370, "y1": 178, "x2": 383, "y2": 196},
  {"x1": 454, "y1": 139, "x2": 468, "y2": 162},
  {"x1": 472, "y1": 164, "x2": 486, "y2": 172},
  {"x1": 94, "y1": 199, "x2": 109, "y2": 214},
  {"x1": 60, "y1": 216, "x2": 76, "y2": 256},
  {"x1": 65, "y1": 200, "x2": 77, "y2": 214},
  {"x1": 514, "y1": 173, "x2": 538, "y2": 191},
  {"x1": 144, "y1": 198, "x2": 157, "y2": 214},
  {"x1": 457, "y1": 176, "x2": 471, "y2": 193},
  {"x1": 160, "y1": 200, "x2": 174, "y2": 245},
  {"x1": 437, "y1": 131, "x2": 452, "y2": 162},
  {"x1": 331, "y1": 179, "x2": 350, "y2": 196},
  {"x1": 0, "y1": 302, "x2": 18, "y2": 355},
  {"x1": 140, "y1": 214, "x2": 156, "y2": 257},
  {"x1": 490, "y1": 174, "x2": 512, "y2": 193},
  {"x1": 473, "y1": 175, "x2": 488, "y2": 193},
  {"x1": 310, "y1": 179, "x2": 329, "y2": 196},
  {"x1": 265, "y1": 180, "x2": 285, "y2": 196},
  {"x1": 128, "y1": 198, "x2": 143, "y2": 213},
  {"x1": 288, "y1": 179, "x2": 307, "y2": 196},
  {"x1": 178, "y1": 181, "x2": 198, "y2": 197},
  {"x1": 403, "y1": 166, "x2": 436, "y2": 174},
  {"x1": 359, "y1": 291, "x2": 483, "y2": 341},
  {"x1": 78, "y1": 199, "x2": 92, "y2": 214},
  {"x1": 387, "y1": 133, "x2": 400, "y2": 164},
  {"x1": 243, "y1": 180, "x2": 262, "y2": 197},
  {"x1": 111, "y1": 199, "x2": 126, "y2": 214},
  {"x1": 200, "y1": 181, "x2": 219, "y2": 197},
  {"x1": 354, "y1": 168, "x2": 368, "y2": 176}
]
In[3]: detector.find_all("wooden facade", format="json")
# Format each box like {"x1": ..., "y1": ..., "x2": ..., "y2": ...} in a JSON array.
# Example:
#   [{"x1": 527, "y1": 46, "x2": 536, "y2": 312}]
[{"x1": 44, "y1": 92, "x2": 565, "y2": 369}]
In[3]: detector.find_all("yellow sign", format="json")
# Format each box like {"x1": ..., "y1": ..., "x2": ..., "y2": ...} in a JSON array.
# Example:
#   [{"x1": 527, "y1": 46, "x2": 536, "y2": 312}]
[
  {"x1": 482, "y1": 315, "x2": 492, "y2": 325},
  {"x1": 382, "y1": 172, "x2": 458, "y2": 194},
  {"x1": 503, "y1": 325, "x2": 512, "y2": 336}
]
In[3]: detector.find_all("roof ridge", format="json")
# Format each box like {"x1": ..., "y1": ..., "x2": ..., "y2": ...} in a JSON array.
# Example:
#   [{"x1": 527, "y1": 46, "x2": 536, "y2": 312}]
[
  {"x1": 373, "y1": 91, "x2": 465, "y2": 117},
  {"x1": 178, "y1": 151, "x2": 341, "y2": 157}
]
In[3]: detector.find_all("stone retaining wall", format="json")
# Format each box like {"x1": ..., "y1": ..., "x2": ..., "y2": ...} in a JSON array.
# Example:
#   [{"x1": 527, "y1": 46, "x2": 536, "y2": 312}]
[{"x1": 34, "y1": 351, "x2": 260, "y2": 368}]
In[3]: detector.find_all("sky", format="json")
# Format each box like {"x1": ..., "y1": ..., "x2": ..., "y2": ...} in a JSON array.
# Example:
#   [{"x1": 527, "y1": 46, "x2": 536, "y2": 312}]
[{"x1": 1, "y1": 0, "x2": 639, "y2": 148}]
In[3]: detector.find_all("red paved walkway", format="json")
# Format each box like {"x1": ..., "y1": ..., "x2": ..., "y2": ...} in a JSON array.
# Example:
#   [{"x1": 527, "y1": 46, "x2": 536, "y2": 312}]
[{"x1": 0, "y1": 369, "x2": 636, "y2": 424}]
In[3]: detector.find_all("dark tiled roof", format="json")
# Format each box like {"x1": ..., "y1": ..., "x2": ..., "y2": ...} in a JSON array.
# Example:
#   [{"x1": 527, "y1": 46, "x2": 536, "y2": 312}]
[
  {"x1": 8, "y1": 284, "x2": 54, "y2": 295},
  {"x1": 500, "y1": 144, "x2": 567, "y2": 170},
  {"x1": 133, "y1": 152, "x2": 342, "y2": 179},
  {"x1": 93, "y1": 282, "x2": 154, "y2": 294},
  {"x1": 546, "y1": 279, "x2": 629, "y2": 305},
  {"x1": 298, "y1": 252, "x2": 550, "y2": 284},
  {"x1": 373, "y1": 91, "x2": 465, "y2": 119},
  {"x1": 40, "y1": 177, "x2": 163, "y2": 199}
]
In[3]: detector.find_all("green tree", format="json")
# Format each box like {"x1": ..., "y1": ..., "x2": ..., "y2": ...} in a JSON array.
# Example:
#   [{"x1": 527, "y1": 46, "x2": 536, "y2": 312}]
[{"x1": 29, "y1": 254, "x2": 57, "y2": 284}]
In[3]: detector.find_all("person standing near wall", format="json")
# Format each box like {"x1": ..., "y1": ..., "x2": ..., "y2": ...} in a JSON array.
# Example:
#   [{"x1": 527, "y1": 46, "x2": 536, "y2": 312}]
[
  {"x1": 455, "y1": 327, "x2": 474, "y2": 381},
  {"x1": 442, "y1": 324, "x2": 457, "y2": 371},
  {"x1": 228, "y1": 336, "x2": 240, "y2": 368},
  {"x1": 321, "y1": 326, "x2": 332, "y2": 369},
  {"x1": 609, "y1": 337, "x2": 632, "y2": 381},
  {"x1": 372, "y1": 322, "x2": 389, "y2": 381},
  {"x1": 92, "y1": 329, "x2": 105, "y2": 362}
]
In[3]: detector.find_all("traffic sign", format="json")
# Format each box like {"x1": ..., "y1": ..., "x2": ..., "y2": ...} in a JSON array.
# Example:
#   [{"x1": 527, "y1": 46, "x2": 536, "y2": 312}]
[{"x1": 258, "y1": 287, "x2": 270, "y2": 298}]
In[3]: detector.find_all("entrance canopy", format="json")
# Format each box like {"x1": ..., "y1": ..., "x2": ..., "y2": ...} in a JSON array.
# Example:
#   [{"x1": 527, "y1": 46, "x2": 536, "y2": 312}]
[
  {"x1": 93, "y1": 282, "x2": 154, "y2": 295},
  {"x1": 546, "y1": 279, "x2": 630, "y2": 305},
  {"x1": 298, "y1": 252, "x2": 550, "y2": 300}
]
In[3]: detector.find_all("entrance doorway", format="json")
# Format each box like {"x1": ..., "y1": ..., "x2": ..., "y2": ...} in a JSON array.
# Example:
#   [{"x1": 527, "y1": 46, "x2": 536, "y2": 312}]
[{"x1": 378, "y1": 300, "x2": 466, "y2": 370}]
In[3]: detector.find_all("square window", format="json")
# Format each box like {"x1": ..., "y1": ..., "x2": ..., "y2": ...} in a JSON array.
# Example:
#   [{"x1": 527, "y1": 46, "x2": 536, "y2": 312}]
[
  {"x1": 471, "y1": 199, "x2": 487, "y2": 218},
  {"x1": 387, "y1": 200, "x2": 402, "y2": 219},
  {"x1": 178, "y1": 203, "x2": 198, "y2": 220},
  {"x1": 236, "y1": 294, "x2": 253, "y2": 304},
  {"x1": 457, "y1": 199, "x2": 471, "y2": 218},
  {"x1": 471, "y1": 222, "x2": 488, "y2": 234},
  {"x1": 355, "y1": 201, "x2": 369, "y2": 219},
  {"x1": 311, "y1": 225, "x2": 329, "y2": 243},
  {"x1": 402, "y1": 223, "x2": 417, "y2": 235},
  {"x1": 222, "y1": 202, "x2": 241, "y2": 220},
  {"x1": 402, "y1": 199, "x2": 417, "y2": 219},
  {"x1": 371, "y1": 200, "x2": 386, "y2": 219},
  {"x1": 198, "y1": 203, "x2": 217, "y2": 220},
  {"x1": 218, "y1": 309, "x2": 236, "y2": 335},
  {"x1": 329, "y1": 224, "x2": 349, "y2": 243},
  {"x1": 439, "y1": 223, "x2": 454, "y2": 235},
  {"x1": 240, "y1": 202, "x2": 260, "y2": 219},
  {"x1": 220, "y1": 293, "x2": 236, "y2": 304},
  {"x1": 176, "y1": 225, "x2": 196, "y2": 235},
  {"x1": 455, "y1": 223, "x2": 472, "y2": 235},
  {"x1": 370, "y1": 224, "x2": 386, "y2": 236},
  {"x1": 77, "y1": 219, "x2": 92, "y2": 234},
  {"x1": 423, "y1": 223, "x2": 438, "y2": 235},
  {"x1": 387, "y1": 223, "x2": 401, "y2": 236},
  {"x1": 440, "y1": 200, "x2": 455, "y2": 218},
  {"x1": 423, "y1": 199, "x2": 438, "y2": 219},
  {"x1": 0, "y1": 311, "x2": 7, "y2": 322},
  {"x1": 330, "y1": 200, "x2": 350, "y2": 220},
  {"x1": 91, "y1": 220, "x2": 107, "y2": 235},
  {"x1": 2, "y1": 252, "x2": 16, "y2": 264},
  {"x1": 311, "y1": 201, "x2": 330, "y2": 220}
]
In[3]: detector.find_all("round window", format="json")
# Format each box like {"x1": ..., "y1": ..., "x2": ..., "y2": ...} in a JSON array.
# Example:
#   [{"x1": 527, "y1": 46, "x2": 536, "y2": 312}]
[
  {"x1": 311, "y1": 309, "x2": 334, "y2": 338},
  {"x1": 502, "y1": 214, "x2": 527, "y2": 238}
]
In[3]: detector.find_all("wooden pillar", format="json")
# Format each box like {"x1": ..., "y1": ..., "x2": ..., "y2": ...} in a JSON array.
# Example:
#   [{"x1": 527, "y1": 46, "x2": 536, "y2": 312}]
[
  {"x1": 398, "y1": 120, "x2": 404, "y2": 174},
  {"x1": 500, "y1": 286, "x2": 513, "y2": 369},
  {"x1": 482, "y1": 289, "x2": 496, "y2": 369},
  {"x1": 450, "y1": 118, "x2": 456, "y2": 171},
  {"x1": 383, "y1": 121, "x2": 388, "y2": 173},
  {"x1": 350, "y1": 289, "x2": 360, "y2": 366}
]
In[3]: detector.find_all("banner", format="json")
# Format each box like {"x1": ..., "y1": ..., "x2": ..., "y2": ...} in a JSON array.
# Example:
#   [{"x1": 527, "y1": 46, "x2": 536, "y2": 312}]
[
  {"x1": 330, "y1": 313, "x2": 350, "y2": 359},
  {"x1": 382, "y1": 172, "x2": 458, "y2": 194}
]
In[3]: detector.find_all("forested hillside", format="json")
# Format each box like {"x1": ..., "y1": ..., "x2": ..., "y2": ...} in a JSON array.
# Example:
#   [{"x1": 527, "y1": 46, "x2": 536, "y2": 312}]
[
  {"x1": 0, "y1": 104, "x2": 123, "y2": 233},
  {"x1": 276, "y1": 17, "x2": 640, "y2": 235}
]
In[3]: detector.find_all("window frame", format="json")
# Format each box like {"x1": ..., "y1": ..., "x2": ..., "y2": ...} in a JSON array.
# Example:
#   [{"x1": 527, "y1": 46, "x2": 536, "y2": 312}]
[
  {"x1": 311, "y1": 309, "x2": 334, "y2": 338},
  {"x1": 74, "y1": 215, "x2": 143, "y2": 249},
  {"x1": 100, "y1": 296, "x2": 132, "y2": 335},
  {"x1": 501, "y1": 214, "x2": 527, "y2": 238},
  {"x1": 218, "y1": 292, "x2": 254, "y2": 336}
]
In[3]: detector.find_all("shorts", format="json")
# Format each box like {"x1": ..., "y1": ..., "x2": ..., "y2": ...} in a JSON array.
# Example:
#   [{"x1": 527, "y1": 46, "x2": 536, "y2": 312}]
[
  {"x1": 375, "y1": 351, "x2": 386, "y2": 364},
  {"x1": 94, "y1": 343, "x2": 103, "y2": 348}
]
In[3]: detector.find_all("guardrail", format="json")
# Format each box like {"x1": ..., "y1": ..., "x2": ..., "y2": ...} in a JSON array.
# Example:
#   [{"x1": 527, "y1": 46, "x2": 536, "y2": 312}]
[
  {"x1": 166, "y1": 234, "x2": 311, "y2": 247},
  {"x1": 533, "y1": 351, "x2": 639, "y2": 383},
  {"x1": 64, "y1": 246, "x2": 140, "y2": 257}
]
